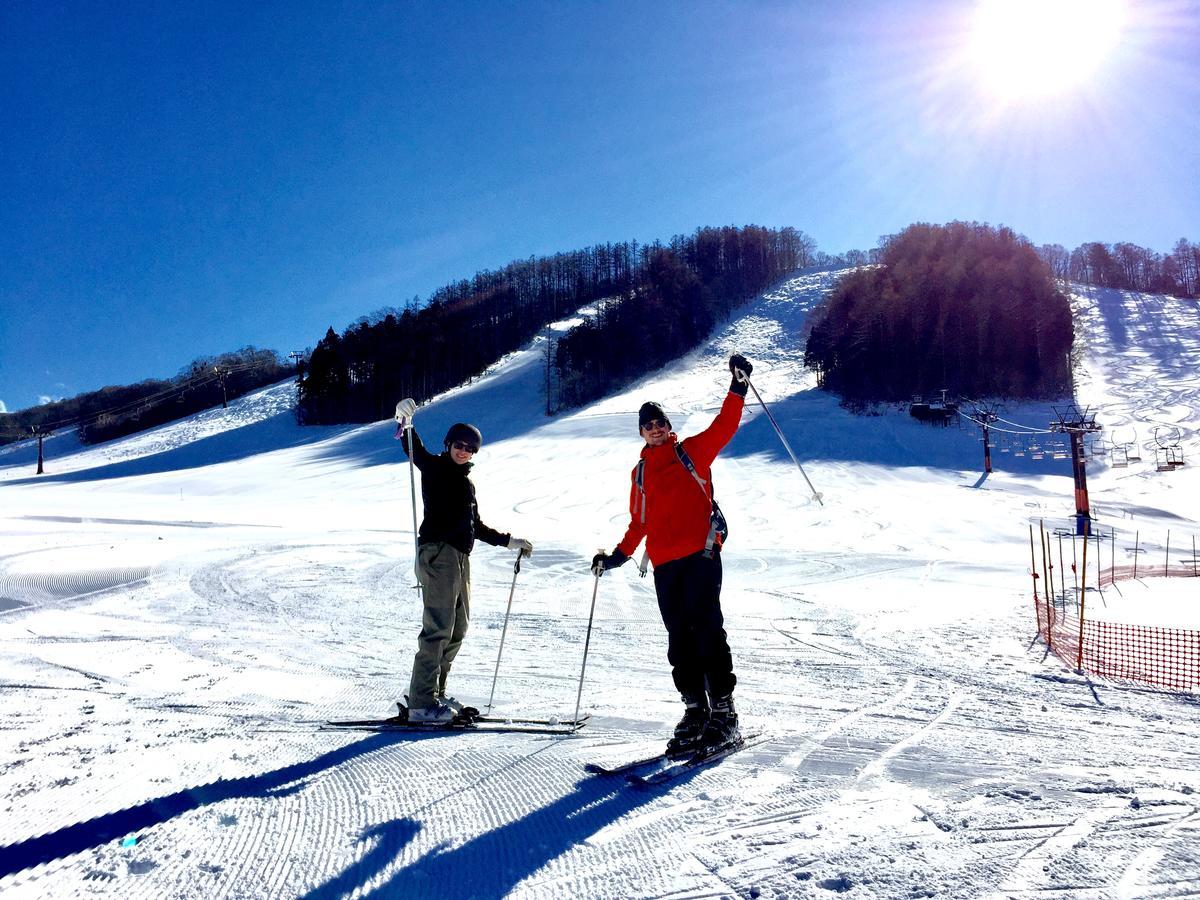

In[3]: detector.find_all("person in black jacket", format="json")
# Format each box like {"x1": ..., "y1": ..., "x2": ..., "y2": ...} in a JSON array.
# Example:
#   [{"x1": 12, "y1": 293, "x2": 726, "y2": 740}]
[{"x1": 395, "y1": 399, "x2": 532, "y2": 723}]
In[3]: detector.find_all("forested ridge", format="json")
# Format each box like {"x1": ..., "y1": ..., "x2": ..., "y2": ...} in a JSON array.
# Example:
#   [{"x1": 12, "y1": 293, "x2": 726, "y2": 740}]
[
  {"x1": 297, "y1": 225, "x2": 818, "y2": 422},
  {"x1": 6, "y1": 224, "x2": 1196, "y2": 447},
  {"x1": 553, "y1": 226, "x2": 813, "y2": 408},
  {"x1": 804, "y1": 222, "x2": 1074, "y2": 402},
  {"x1": 0, "y1": 349, "x2": 290, "y2": 447}
]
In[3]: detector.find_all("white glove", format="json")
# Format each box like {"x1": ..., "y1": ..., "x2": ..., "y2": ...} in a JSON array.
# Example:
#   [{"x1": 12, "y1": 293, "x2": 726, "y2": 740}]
[
  {"x1": 394, "y1": 398, "x2": 417, "y2": 428},
  {"x1": 508, "y1": 537, "x2": 533, "y2": 558}
]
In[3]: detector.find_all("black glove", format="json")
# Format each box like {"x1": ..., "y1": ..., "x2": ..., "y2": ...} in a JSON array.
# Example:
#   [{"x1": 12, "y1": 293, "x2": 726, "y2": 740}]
[
  {"x1": 591, "y1": 548, "x2": 629, "y2": 576},
  {"x1": 729, "y1": 353, "x2": 753, "y2": 396}
]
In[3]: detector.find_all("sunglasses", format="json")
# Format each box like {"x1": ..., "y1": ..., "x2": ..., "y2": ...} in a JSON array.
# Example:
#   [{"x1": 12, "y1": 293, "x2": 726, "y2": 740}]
[
  {"x1": 451, "y1": 440, "x2": 479, "y2": 454},
  {"x1": 641, "y1": 418, "x2": 669, "y2": 431}
]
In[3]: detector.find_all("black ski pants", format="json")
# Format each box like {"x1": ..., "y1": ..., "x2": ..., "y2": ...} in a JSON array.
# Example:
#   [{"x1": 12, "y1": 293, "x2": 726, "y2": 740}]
[{"x1": 653, "y1": 550, "x2": 736, "y2": 703}]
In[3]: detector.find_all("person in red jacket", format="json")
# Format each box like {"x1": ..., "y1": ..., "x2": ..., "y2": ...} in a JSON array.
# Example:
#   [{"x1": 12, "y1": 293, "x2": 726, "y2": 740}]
[{"x1": 592, "y1": 353, "x2": 753, "y2": 756}]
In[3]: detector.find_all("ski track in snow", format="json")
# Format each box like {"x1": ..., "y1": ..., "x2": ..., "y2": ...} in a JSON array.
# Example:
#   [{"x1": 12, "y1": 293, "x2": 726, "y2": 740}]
[{"x1": 0, "y1": 272, "x2": 1198, "y2": 897}]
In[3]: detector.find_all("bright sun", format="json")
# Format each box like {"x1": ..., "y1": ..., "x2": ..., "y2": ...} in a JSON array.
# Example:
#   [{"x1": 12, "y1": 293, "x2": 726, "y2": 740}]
[{"x1": 969, "y1": 0, "x2": 1125, "y2": 101}]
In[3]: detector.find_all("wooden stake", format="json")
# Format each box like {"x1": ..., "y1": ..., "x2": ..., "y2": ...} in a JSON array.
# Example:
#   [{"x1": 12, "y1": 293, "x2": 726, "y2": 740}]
[{"x1": 1077, "y1": 531, "x2": 1089, "y2": 672}]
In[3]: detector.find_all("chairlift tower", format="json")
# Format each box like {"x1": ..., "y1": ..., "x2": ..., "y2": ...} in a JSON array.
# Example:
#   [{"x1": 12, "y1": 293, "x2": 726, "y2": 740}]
[
  {"x1": 1051, "y1": 405, "x2": 1103, "y2": 536},
  {"x1": 972, "y1": 403, "x2": 999, "y2": 474},
  {"x1": 287, "y1": 351, "x2": 305, "y2": 383},
  {"x1": 30, "y1": 424, "x2": 54, "y2": 475}
]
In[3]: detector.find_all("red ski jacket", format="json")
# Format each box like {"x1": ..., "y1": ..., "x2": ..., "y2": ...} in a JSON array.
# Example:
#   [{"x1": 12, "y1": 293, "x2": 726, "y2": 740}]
[{"x1": 615, "y1": 391, "x2": 745, "y2": 567}]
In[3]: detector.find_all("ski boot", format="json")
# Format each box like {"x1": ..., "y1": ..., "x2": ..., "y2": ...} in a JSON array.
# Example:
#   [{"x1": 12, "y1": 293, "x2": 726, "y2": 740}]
[
  {"x1": 665, "y1": 695, "x2": 709, "y2": 758},
  {"x1": 437, "y1": 692, "x2": 480, "y2": 722},
  {"x1": 698, "y1": 694, "x2": 741, "y2": 755}
]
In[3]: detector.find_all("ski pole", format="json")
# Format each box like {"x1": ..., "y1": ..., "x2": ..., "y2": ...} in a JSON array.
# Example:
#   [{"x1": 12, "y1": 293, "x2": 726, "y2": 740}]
[
  {"x1": 572, "y1": 562, "x2": 603, "y2": 730},
  {"x1": 403, "y1": 427, "x2": 422, "y2": 588},
  {"x1": 736, "y1": 369, "x2": 824, "y2": 506},
  {"x1": 485, "y1": 550, "x2": 523, "y2": 712}
]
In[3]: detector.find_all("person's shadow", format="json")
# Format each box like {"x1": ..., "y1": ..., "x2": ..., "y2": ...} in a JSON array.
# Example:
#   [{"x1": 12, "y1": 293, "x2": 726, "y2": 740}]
[
  {"x1": 0, "y1": 731, "x2": 401, "y2": 878},
  {"x1": 1, "y1": 730, "x2": 698, "y2": 897},
  {"x1": 302, "y1": 755, "x2": 697, "y2": 899}
]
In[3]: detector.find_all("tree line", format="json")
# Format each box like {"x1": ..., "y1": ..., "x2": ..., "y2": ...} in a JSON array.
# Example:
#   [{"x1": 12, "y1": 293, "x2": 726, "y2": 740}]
[
  {"x1": 0, "y1": 348, "x2": 291, "y2": 446},
  {"x1": 296, "y1": 227, "x2": 817, "y2": 423},
  {"x1": 553, "y1": 226, "x2": 815, "y2": 409},
  {"x1": 804, "y1": 222, "x2": 1074, "y2": 402},
  {"x1": 1037, "y1": 238, "x2": 1200, "y2": 297}
]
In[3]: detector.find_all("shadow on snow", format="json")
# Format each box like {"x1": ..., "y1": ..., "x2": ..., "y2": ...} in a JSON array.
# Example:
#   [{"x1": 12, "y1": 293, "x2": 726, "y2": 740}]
[{"x1": 303, "y1": 766, "x2": 708, "y2": 899}]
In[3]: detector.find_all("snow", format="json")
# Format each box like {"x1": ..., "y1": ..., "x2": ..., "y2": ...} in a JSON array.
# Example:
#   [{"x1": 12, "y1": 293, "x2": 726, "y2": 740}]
[{"x1": 1, "y1": 273, "x2": 1199, "y2": 898}]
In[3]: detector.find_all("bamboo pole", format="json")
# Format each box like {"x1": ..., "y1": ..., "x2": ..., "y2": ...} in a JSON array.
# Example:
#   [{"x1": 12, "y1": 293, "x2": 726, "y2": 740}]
[
  {"x1": 1040, "y1": 521, "x2": 1053, "y2": 637},
  {"x1": 1040, "y1": 520, "x2": 1049, "y2": 594},
  {"x1": 1165, "y1": 530, "x2": 1171, "y2": 577},
  {"x1": 1071, "y1": 532, "x2": 1079, "y2": 598},
  {"x1": 1058, "y1": 534, "x2": 1066, "y2": 610},
  {"x1": 1077, "y1": 531, "x2": 1089, "y2": 672},
  {"x1": 1029, "y1": 526, "x2": 1043, "y2": 640},
  {"x1": 1133, "y1": 531, "x2": 1139, "y2": 579}
]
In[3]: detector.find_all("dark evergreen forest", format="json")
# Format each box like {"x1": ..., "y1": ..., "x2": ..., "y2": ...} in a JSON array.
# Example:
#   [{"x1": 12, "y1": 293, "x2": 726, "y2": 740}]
[
  {"x1": 296, "y1": 226, "x2": 817, "y2": 422},
  {"x1": 0, "y1": 348, "x2": 290, "y2": 446},
  {"x1": 804, "y1": 222, "x2": 1074, "y2": 401},
  {"x1": 553, "y1": 226, "x2": 813, "y2": 408}
]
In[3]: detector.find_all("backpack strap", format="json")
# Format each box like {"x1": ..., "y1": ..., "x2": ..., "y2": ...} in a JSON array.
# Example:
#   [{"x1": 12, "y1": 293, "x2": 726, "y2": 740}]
[
  {"x1": 635, "y1": 458, "x2": 647, "y2": 525},
  {"x1": 673, "y1": 443, "x2": 709, "y2": 496},
  {"x1": 633, "y1": 443, "x2": 730, "y2": 569},
  {"x1": 674, "y1": 444, "x2": 728, "y2": 559}
]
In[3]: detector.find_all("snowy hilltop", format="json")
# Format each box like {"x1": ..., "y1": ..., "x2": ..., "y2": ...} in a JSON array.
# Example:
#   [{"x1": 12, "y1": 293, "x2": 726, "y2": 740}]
[{"x1": 1, "y1": 271, "x2": 1198, "y2": 898}]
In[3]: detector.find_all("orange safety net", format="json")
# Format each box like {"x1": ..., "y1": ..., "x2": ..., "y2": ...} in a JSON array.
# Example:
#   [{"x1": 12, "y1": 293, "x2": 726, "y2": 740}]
[
  {"x1": 1098, "y1": 562, "x2": 1200, "y2": 586},
  {"x1": 1034, "y1": 592, "x2": 1200, "y2": 691}
]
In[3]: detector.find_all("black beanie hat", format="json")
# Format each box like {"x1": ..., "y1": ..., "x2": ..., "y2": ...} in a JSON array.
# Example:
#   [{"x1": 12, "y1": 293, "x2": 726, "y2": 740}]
[
  {"x1": 638, "y1": 402, "x2": 670, "y2": 431},
  {"x1": 444, "y1": 422, "x2": 483, "y2": 451}
]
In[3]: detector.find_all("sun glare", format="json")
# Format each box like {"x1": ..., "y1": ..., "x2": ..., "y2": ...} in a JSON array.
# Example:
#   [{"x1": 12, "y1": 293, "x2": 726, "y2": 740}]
[{"x1": 969, "y1": 0, "x2": 1125, "y2": 101}]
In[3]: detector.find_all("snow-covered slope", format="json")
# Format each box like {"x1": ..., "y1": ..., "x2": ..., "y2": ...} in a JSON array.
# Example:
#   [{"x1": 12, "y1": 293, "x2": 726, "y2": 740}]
[{"x1": 1, "y1": 273, "x2": 1198, "y2": 898}]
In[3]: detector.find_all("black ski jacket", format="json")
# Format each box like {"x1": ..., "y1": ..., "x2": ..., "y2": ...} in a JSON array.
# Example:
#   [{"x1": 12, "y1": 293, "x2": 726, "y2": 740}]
[{"x1": 401, "y1": 429, "x2": 510, "y2": 556}]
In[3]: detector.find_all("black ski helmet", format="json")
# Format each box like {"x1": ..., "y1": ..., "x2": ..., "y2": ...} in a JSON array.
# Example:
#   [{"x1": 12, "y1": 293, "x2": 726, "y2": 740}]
[{"x1": 444, "y1": 422, "x2": 483, "y2": 452}]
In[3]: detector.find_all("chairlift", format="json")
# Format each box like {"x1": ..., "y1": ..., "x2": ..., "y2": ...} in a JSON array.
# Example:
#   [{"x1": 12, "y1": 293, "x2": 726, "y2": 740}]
[
  {"x1": 1111, "y1": 444, "x2": 1129, "y2": 468},
  {"x1": 1155, "y1": 448, "x2": 1173, "y2": 472}
]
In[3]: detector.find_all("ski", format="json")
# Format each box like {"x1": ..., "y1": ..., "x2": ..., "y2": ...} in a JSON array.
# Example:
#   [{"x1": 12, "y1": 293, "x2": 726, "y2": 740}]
[
  {"x1": 476, "y1": 713, "x2": 591, "y2": 728},
  {"x1": 324, "y1": 709, "x2": 589, "y2": 733},
  {"x1": 322, "y1": 720, "x2": 580, "y2": 736},
  {"x1": 626, "y1": 730, "x2": 766, "y2": 787},
  {"x1": 585, "y1": 748, "x2": 671, "y2": 776}
]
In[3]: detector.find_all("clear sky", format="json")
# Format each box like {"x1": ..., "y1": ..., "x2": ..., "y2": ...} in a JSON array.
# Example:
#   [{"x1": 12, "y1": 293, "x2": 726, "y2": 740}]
[{"x1": 1, "y1": 0, "x2": 1197, "y2": 414}]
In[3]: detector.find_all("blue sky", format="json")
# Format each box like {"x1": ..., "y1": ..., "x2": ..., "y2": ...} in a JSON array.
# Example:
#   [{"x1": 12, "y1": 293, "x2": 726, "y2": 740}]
[{"x1": 1, "y1": 0, "x2": 1197, "y2": 414}]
